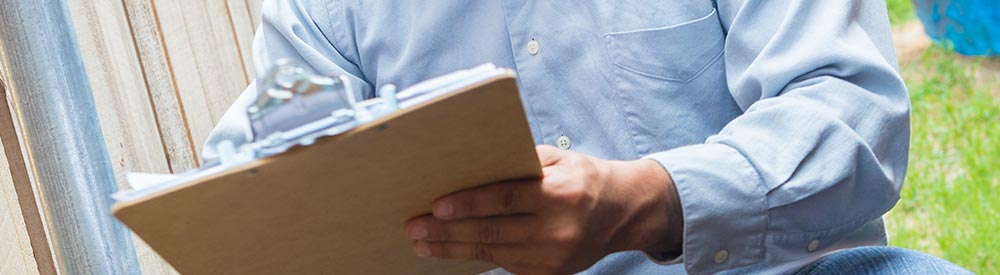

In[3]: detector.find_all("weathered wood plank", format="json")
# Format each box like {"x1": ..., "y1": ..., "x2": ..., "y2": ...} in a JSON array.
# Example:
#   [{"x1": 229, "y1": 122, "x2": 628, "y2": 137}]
[
  {"x1": 227, "y1": 0, "x2": 256, "y2": 79},
  {"x1": 0, "y1": 148, "x2": 39, "y2": 275},
  {"x1": 122, "y1": 0, "x2": 200, "y2": 173},
  {"x1": 68, "y1": 0, "x2": 170, "y2": 184},
  {"x1": 0, "y1": 80, "x2": 43, "y2": 275},
  {"x1": 67, "y1": 1, "x2": 179, "y2": 274},
  {"x1": 0, "y1": 137, "x2": 41, "y2": 275},
  {"x1": 0, "y1": 85, "x2": 42, "y2": 274},
  {"x1": 247, "y1": 0, "x2": 263, "y2": 31},
  {"x1": 154, "y1": 0, "x2": 251, "y2": 160}
]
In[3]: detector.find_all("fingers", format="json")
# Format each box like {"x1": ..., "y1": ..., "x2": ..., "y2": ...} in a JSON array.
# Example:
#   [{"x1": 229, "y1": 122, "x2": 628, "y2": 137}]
[
  {"x1": 412, "y1": 241, "x2": 558, "y2": 274},
  {"x1": 432, "y1": 180, "x2": 543, "y2": 220},
  {"x1": 427, "y1": 145, "x2": 567, "y2": 221},
  {"x1": 536, "y1": 145, "x2": 565, "y2": 166},
  {"x1": 406, "y1": 215, "x2": 536, "y2": 243},
  {"x1": 412, "y1": 241, "x2": 523, "y2": 263}
]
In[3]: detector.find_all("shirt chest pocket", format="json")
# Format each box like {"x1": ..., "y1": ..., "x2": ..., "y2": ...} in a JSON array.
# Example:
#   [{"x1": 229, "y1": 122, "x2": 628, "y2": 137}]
[{"x1": 604, "y1": 8, "x2": 725, "y2": 83}]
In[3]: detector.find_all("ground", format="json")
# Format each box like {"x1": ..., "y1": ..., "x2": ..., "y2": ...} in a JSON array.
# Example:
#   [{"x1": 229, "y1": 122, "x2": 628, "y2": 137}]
[{"x1": 884, "y1": 1, "x2": 998, "y2": 273}]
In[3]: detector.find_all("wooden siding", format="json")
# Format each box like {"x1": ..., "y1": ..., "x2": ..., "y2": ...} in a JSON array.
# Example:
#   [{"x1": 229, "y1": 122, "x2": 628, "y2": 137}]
[{"x1": 0, "y1": 0, "x2": 264, "y2": 274}]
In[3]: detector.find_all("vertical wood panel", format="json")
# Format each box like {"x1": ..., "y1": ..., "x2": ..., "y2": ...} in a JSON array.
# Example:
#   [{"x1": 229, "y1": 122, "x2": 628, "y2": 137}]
[
  {"x1": 154, "y1": 0, "x2": 250, "y2": 160},
  {"x1": 0, "y1": 88, "x2": 42, "y2": 275},
  {"x1": 0, "y1": 140, "x2": 40, "y2": 275},
  {"x1": 247, "y1": 0, "x2": 263, "y2": 31},
  {"x1": 67, "y1": 1, "x2": 180, "y2": 274},
  {"x1": 227, "y1": 0, "x2": 256, "y2": 79},
  {"x1": 245, "y1": 0, "x2": 264, "y2": 73},
  {"x1": 1, "y1": 68, "x2": 58, "y2": 275},
  {"x1": 5, "y1": 0, "x2": 264, "y2": 273},
  {"x1": 122, "y1": 0, "x2": 200, "y2": 173},
  {"x1": 68, "y1": 0, "x2": 170, "y2": 185}
]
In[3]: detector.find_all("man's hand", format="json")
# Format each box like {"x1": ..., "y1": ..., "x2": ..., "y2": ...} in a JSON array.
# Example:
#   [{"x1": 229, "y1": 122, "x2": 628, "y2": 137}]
[{"x1": 404, "y1": 145, "x2": 683, "y2": 275}]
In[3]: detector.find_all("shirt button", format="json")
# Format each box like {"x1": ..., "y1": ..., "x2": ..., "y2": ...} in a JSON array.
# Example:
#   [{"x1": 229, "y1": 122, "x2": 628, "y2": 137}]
[
  {"x1": 527, "y1": 40, "x2": 540, "y2": 55},
  {"x1": 714, "y1": 250, "x2": 729, "y2": 264},
  {"x1": 556, "y1": 135, "x2": 571, "y2": 150},
  {"x1": 807, "y1": 240, "x2": 820, "y2": 252}
]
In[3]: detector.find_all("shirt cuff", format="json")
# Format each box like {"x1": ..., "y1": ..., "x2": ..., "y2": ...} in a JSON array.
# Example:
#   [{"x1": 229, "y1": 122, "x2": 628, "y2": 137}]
[
  {"x1": 642, "y1": 143, "x2": 768, "y2": 273},
  {"x1": 642, "y1": 248, "x2": 684, "y2": 265}
]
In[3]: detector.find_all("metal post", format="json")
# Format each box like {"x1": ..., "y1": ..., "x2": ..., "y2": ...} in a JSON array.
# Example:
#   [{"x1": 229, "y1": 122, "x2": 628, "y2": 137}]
[{"x1": 0, "y1": 0, "x2": 142, "y2": 274}]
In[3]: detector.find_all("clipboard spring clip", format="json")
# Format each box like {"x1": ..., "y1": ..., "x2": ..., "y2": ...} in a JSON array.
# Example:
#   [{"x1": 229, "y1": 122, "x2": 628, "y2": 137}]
[
  {"x1": 245, "y1": 60, "x2": 399, "y2": 158},
  {"x1": 222, "y1": 61, "x2": 504, "y2": 163}
]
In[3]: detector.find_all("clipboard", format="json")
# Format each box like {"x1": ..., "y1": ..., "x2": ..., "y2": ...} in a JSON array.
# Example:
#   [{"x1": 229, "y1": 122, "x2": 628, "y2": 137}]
[{"x1": 112, "y1": 67, "x2": 542, "y2": 274}]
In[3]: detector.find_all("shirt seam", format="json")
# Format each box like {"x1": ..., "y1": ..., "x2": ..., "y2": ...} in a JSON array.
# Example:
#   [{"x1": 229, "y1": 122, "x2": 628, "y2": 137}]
[
  {"x1": 319, "y1": 0, "x2": 365, "y2": 79},
  {"x1": 498, "y1": 2, "x2": 545, "y2": 144},
  {"x1": 729, "y1": 143, "x2": 769, "y2": 270},
  {"x1": 604, "y1": 35, "x2": 641, "y2": 159}
]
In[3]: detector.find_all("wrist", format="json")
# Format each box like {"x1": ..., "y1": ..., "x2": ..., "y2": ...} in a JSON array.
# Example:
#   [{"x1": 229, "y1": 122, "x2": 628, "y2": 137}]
[{"x1": 607, "y1": 159, "x2": 683, "y2": 254}]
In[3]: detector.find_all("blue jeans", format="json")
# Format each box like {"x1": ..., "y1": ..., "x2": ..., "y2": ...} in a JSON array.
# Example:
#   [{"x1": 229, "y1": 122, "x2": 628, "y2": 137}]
[
  {"x1": 484, "y1": 246, "x2": 971, "y2": 274},
  {"x1": 795, "y1": 246, "x2": 973, "y2": 275}
]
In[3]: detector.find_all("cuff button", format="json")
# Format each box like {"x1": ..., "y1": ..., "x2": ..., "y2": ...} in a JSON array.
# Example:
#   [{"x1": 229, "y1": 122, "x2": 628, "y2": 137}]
[
  {"x1": 713, "y1": 250, "x2": 729, "y2": 264},
  {"x1": 807, "y1": 240, "x2": 820, "y2": 252}
]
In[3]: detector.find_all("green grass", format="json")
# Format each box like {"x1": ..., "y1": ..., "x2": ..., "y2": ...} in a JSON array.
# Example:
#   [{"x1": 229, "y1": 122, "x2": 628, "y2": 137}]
[
  {"x1": 883, "y1": 2, "x2": 999, "y2": 273},
  {"x1": 887, "y1": 0, "x2": 916, "y2": 24},
  {"x1": 886, "y1": 44, "x2": 999, "y2": 275}
]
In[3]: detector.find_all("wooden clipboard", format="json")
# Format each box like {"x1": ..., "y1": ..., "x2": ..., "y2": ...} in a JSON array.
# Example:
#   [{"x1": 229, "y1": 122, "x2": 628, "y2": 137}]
[{"x1": 112, "y1": 73, "x2": 542, "y2": 274}]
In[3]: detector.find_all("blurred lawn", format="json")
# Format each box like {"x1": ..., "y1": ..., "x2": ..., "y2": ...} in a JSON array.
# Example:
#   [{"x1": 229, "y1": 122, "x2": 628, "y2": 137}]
[
  {"x1": 884, "y1": 1, "x2": 999, "y2": 274},
  {"x1": 886, "y1": 0, "x2": 915, "y2": 24}
]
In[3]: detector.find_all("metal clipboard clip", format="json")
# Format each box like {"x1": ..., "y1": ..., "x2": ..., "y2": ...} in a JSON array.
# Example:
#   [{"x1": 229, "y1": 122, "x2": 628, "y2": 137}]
[
  {"x1": 114, "y1": 62, "x2": 508, "y2": 202},
  {"x1": 212, "y1": 61, "x2": 506, "y2": 167},
  {"x1": 237, "y1": 60, "x2": 399, "y2": 160}
]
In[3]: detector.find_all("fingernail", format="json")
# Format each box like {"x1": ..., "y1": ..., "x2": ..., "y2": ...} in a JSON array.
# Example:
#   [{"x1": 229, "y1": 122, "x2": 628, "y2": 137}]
[
  {"x1": 433, "y1": 200, "x2": 454, "y2": 218},
  {"x1": 408, "y1": 225, "x2": 428, "y2": 240},
  {"x1": 413, "y1": 242, "x2": 432, "y2": 257}
]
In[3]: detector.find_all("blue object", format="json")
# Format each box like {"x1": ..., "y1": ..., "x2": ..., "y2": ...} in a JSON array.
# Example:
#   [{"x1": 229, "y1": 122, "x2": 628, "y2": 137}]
[
  {"x1": 794, "y1": 246, "x2": 973, "y2": 275},
  {"x1": 208, "y1": 1, "x2": 912, "y2": 274},
  {"x1": 915, "y1": 0, "x2": 1000, "y2": 56}
]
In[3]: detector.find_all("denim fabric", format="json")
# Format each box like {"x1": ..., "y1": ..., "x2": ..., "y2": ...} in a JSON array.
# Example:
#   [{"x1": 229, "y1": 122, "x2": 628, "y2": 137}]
[
  {"x1": 795, "y1": 246, "x2": 973, "y2": 275},
  {"x1": 480, "y1": 247, "x2": 973, "y2": 275}
]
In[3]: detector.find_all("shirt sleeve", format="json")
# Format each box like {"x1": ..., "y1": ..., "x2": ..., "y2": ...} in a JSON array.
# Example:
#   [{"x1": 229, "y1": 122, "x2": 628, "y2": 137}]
[
  {"x1": 643, "y1": 1, "x2": 909, "y2": 273},
  {"x1": 202, "y1": 0, "x2": 371, "y2": 161}
]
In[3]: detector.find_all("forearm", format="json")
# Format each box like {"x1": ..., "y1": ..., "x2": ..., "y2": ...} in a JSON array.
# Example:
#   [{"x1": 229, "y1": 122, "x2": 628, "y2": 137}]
[
  {"x1": 645, "y1": 78, "x2": 907, "y2": 272},
  {"x1": 636, "y1": 1, "x2": 909, "y2": 272},
  {"x1": 605, "y1": 159, "x2": 683, "y2": 255}
]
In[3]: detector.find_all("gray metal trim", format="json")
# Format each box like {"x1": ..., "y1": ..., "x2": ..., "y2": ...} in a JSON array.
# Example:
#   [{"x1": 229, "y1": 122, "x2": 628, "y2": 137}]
[{"x1": 0, "y1": 0, "x2": 142, "y2": 274}]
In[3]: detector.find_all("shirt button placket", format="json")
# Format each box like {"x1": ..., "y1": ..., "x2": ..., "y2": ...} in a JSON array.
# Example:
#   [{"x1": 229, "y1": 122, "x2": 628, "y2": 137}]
[
  {"x1": 527, "y1": 39, "x2": 540, "y2": 55},
  {"x1": 556, "y1": 135, "x2": 571, "y2": 150}
]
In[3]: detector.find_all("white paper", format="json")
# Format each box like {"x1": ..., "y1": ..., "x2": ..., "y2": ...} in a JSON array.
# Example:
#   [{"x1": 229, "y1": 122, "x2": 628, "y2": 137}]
[
  {"x1": 112, "y1": 63, "x2": 509, "y2": 203},
  {"x1": 126, "y1": 172, "x2": 180, "y2": 190},
  {"x1": 112, "y1": 165, "x2": 227, "y2": 202}
]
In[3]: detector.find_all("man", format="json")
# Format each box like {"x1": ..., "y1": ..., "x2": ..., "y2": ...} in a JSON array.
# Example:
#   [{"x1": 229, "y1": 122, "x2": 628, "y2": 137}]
[{"x1": 205, "y1": 1, "x2": 971, "y2": 274}]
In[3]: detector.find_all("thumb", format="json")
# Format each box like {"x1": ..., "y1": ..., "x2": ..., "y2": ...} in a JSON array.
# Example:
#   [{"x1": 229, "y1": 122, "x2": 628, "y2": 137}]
[{"x1": 535, "y1": 145, "x2": 566, "y2": 166}]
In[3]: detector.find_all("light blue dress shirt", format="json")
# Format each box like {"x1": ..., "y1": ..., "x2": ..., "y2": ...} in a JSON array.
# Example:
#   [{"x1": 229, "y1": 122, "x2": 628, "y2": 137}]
[{"x1": 205, "y1": 1, "x2": 910, "y2": 274}]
